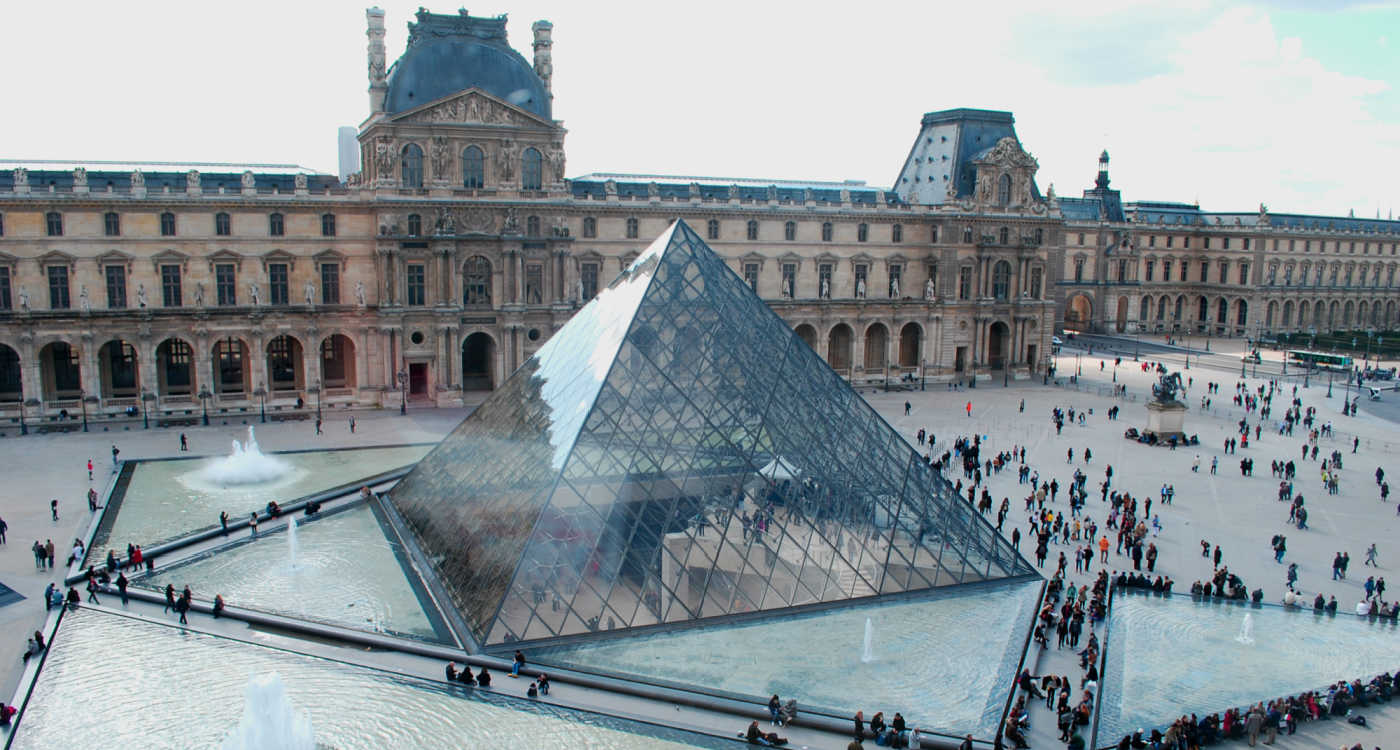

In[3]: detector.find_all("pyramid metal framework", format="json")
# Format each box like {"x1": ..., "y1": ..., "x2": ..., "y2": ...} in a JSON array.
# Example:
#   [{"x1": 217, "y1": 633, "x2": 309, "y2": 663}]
[{"x1": 387, "y1": 220, "x2": 1035, "y2": 649}]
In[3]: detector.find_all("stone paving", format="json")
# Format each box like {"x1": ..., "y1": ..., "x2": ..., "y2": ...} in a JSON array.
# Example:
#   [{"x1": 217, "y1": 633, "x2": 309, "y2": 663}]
[{"x1": 3, "y1": 338, "x2": 1400, "y2": 748}]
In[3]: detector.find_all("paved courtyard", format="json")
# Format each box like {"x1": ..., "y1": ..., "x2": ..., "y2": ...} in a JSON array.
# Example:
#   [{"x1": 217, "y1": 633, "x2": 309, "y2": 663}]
[{"x1": 1, "y1": 335, "x2": 1397, "y2": 748}]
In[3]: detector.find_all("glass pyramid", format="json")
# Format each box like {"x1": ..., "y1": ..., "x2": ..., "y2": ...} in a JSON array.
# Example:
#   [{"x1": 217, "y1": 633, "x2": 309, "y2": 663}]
[{"x1": 387, "y1": 220, "x2": 1035, "y2": 649}]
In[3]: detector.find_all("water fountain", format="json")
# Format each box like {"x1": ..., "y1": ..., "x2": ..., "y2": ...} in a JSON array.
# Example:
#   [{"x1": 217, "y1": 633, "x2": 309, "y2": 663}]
[
  {"x1": 287, "y1": 517, "x2": 300, "y2": 571},
  {"x1": 861, "y1": 617, "x2": 875, "y2": 663},
  {"x1": 1235, "y1": 613, "x2": 1255, "y2": 645},
  {"x1": 221, "y1": 671, "x2": 316, "y2": 750},
  {"x1": 200, "y1": 426, "x2": 293, "y2": 486}
]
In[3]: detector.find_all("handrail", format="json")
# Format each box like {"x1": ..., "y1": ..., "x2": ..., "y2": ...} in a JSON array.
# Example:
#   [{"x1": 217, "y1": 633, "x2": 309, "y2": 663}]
[
  {"x1": 995, "y1": 579, "x2": 1048, "y2": 750},
  {"x1": 1087, "y1": 582, "x2": 1116, "y2": 750}
]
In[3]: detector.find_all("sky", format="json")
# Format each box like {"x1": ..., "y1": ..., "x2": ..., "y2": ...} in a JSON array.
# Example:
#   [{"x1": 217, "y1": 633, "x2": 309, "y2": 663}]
[{"x1": 3, "y1": 0, "x2": 1397, "y2": 218}]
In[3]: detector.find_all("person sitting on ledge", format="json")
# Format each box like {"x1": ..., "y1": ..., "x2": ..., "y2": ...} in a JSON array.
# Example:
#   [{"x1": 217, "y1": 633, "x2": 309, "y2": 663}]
[
  {"x1": 445, "y1": 662, "x2": 458, "y2": 682},
  {"x1": 212, "y1": 594, "x2": 226, "y2": 618},
  {"x1": 266, "y1": 501, "x2": 281, "y2": 518},
  {"x1": 744, "y1": 720, "x2": 789, "y2": 746},
  {"x1": 476, "y1": 666, "x2": 491, "y2": 687},
  {"x1": 0, "y1": 702, "x2": 15, "y2": 725},
  {"x1": 526, "y1": 681, "x2": 538, "y2": 699},
  {"x1": 537, "y1": 673, "x2": 550, "y2": 696}
]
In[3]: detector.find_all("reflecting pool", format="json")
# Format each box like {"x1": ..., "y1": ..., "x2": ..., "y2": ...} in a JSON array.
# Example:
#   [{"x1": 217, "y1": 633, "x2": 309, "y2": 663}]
[
  {"x1": 141, "y1": 503, "x2": 446, "y2": 641},
  {"x1": 93, "y1": 445, "x2": 431, "y2": 560},
  {"x1": 15, "y1": 608, "x2": 727, "y2": 750},
  {"x1": 1099, "y1": 592, "x2": 1400, "y2": 741},
  {"x1": 530, "y1": 578, "x2": 1043, "y2": 738}
]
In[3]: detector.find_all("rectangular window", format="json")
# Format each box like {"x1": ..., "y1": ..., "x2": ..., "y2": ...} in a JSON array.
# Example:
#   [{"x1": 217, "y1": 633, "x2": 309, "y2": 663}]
[
  {"x1": 216, "y1": 213, "x2": 231, "y2": 236},
  {"x1": 818, "y1": 263, "x2": 832, "y2": 298},
  {"x1": 0, "y1": 213, "x2": 5, "y2": 237},
  {"x1": 47, "y1": 266, "x2": 70, "y2": 309},
  {"x1": 1145, "y1": 260, "x2": 1155, "y2": 282},
  {"x1": 0, "y1": 267, "x2": 11, "y2": 310},
  {"x1": 104, "y1": 265, "x2": 126, "y2": 309},
  {"x1": 1118, "y1": 259, "x2": 1127, "y2": 282},
  {"x1": 1077, "y1": 233, "x2": 1085, "y2": 245},
  {"x1": 581, "y1": 263, "x2": 599, "y2": 301},
  {"x1": 160, "y1": 212, "x2": 176, "y2": 236},
  {"x1": 406, "y1": 263, "x2": 426, "y2": 306},
  {"x1": 1074, "y1": 259, "x2": 1084, "y2": 283},
  {"x1": 1200, "y1": 262, "x2": 1209, "y2": 283},
  {"x1": 1148, "y1": 235, "x2": 1156, "y2": 247},
  {"x1": 958, "y1": 267, "x2": 972, "y2": 300},
  {"x1": 161, "y1": 265, "x2": 182, "y2": 307},
  {"x1": 1219, "y1": 261, "x2": 1229, "y2": 283},
  {"x1": 1163, "y1": 260, "x2": 1171, "y2": 279},
  {"x1": 215, "y1": 263, "x2": 237, "y2": 306},
  {"x1": 583, "y1": 217, "x2": 597, "y2": 238},
  {"x1": 1030, "y1": 267, "x2": 1042, "y2": 299},
  {"x1": 963, "y1": 227, "x2": 973, "y2": 244},
  {"x1": 46, "y1": 212, "x2": 63, "y2": 237},
  {"x1": 1238, "y1": 263, "x2": 1249, "y2": 285},
  {"x1": 104, "y1": 212, "x2": 121, "y2": 236},
  {"x1": 781, "y1": 263, "x2": 796, "y2": 298},
  {"x1": 268, "y1": 263, "x2": 289, "y2": 306},
  {"x1": 1179, "y1": 262, "x2": 1188, "y2": 282},
  {"x1": 743, "y1": 263, "x2": 758, "y2": 292},
  {"x1": 1166, "y1": 236, "x2": 1174, "y2": 248},
  {"x1": 525, "y1": 264, "x2": 543, "y2": 304},
  {"x1": 1243, "y1": 238, "x2": 1251, "y2": 250},
  {"x1": 269, "y1": 213, "x2": 284, "y2": 236},
  {"x1": 1184, "y1": 236, "x2": 1191, "y2": 249},
  {"x1": 321, "y1": 214, "x2": 336, "y2": 237},
  {"x1": 320, "y1": 263, "x2": 340, "y2": 304}
]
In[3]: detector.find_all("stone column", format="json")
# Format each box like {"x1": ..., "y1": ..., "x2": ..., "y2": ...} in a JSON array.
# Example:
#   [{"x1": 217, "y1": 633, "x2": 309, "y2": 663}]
[
  {"x1": 303, "y1": 328, "x2": 321, "y2": 394},
  {"x1": 79, "y1": 332, "x2": 100, "y2": 402},
  {"x1": 138, "y1": 338, "x2": 158, "y2": 399},
  {"x1": 853, "y1": 329, "x2": 866, "y2": 372},
  {"x1": 195, "y1": 332, "x2": 214, "y2": 400},
  {"x1": 19, "y1": 334, "x2": 39, "y2": 408},
  {"x1": 251, "y1": 332, "x2": 269, "y2": 400},
  {"x1": 516, "y1": 253, "x2": 525, "y2": 305}
]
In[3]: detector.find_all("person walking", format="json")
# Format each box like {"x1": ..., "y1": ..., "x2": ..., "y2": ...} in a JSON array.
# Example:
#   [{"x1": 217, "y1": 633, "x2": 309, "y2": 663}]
[
  {"x1": 220, "y1": 511, "x2": 229, "y2": 536},
  {"x1": 1098, "y1": 535, "x2": 1110, "y2": 563},
  {"x1": 315, "y1": 417, "x2": 323, "y2": 435},
  {"x1": 249, "y1": 512, "x2": 258, "y2": 537},
  {"x1": 111, "y1": 444, "x2": 120, "y2": 468},
  {"x1": 116, "y1": 571, "x2": 128, "y2": 606},
  {"x1": 965, "y1": 401, "x2": 972, "y2": 418},
  {"x1": 164, "y1": 583, "x2": 176, "y2": 613},
  {"x1": 85, "y1": 578, "x2": 100, "y2": 604},
  {"x1": 44, "y1": 539, "x2": 54, "y2": 569},
  {"x1": 1366, "y1": 543, "x2": 1379, "y2": 567},
  {"x1": 50, "y1": 499, "x2": 58, "y2": 522},
  {"x1": 0, "y1": 516, "x2": 7, "y2": 545},
  {"x1": 86, "y1": 459, "x2": 93, "y2": 481},
  {"x1": 179, "y1": 433, "x2": 188, "y2": 451},
  {"x1": 349, "y1": 416, "x2": 356, "y2": 434}
]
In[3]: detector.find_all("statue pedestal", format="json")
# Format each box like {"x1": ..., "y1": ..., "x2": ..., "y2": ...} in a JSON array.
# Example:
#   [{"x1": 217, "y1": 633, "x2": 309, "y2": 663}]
[{"x1": 1145, "y1": 400, "x2": 1188, "y2": 442}]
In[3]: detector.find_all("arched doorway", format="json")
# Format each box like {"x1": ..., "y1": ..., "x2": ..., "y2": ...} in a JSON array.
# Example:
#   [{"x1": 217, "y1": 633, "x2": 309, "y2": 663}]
[
  {"x1": 267, "y1": 335, "x2": 304, "y2": 394},
  {"x1": 98, "y1": 340, "x2": 139, "y2": 399},
  {"x1": 38, "y1": 341, "x2": 81, "y2": 401},
  {"x1": 0, "y1": 344, "x2": 20, "y2": 402},
  {"x1": 988, "y1": 321, "x2": 1010, "y2": 370},
  {"x1": 1115, "y1": 297, "x2": 1128, "y2": 333},
  {"x1": 794, "y1": 324, "x2": 818, "y2": 353},
  {"x1": 320, "y1": 334, "x2": 357, "y2": 390},
  {"x1": 214, "y1": 338, "x2": 249, "y2": 395},
  {"x1": 1065, "y1": 294, "x2": 1092, "y2": 330},
  {"x1": 864, "y1": 323, "x2": 888, "y2": 371},
  {"x1": 462, "y1": 332, "x2": 495, "y2": 391},
  {"x1": 827, "y1": 324, "x2": 852, "y2": 372},
  {"x1": 898, "y1": 323, "x2": 921, "y2": 368},
  {"x1": 156, "y1": 338, "x2": 195, "y2": 398}
]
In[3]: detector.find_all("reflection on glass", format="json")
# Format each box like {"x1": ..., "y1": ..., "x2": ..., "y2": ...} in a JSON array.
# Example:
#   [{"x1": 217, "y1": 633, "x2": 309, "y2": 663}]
[{"x1": 389, "y1": 221, "x2": 1035, "y2": 648}]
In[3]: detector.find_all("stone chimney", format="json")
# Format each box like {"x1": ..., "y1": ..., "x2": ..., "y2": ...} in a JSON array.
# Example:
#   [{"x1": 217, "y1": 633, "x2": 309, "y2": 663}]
[
  {"x1": 532, "y1": 20, "x2": 553, "y2": 97},
  {"x1": 367, "y1": 7, "x2": 388, "y2": 114}
]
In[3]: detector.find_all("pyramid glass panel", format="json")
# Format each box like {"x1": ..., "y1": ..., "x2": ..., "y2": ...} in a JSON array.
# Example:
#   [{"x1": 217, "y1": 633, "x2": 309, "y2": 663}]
[{"x1": 386, "y1": 220, "x2": 1036, "y2": 648}]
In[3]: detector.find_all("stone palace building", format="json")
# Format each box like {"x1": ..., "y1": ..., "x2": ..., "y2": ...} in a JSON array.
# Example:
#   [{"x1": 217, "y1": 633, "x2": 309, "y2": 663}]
[{"x1": 0, "y1": 7, "x2": 1395, "y2": 428}]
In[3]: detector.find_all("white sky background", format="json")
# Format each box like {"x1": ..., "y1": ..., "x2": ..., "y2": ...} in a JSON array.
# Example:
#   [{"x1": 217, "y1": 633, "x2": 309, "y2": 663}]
[{"x1": 2, "y1": 0, "x2": 1396, "y2": 217}]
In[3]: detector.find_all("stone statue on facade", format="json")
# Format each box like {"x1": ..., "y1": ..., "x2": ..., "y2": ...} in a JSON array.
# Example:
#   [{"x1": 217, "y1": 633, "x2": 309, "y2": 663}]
[
  {"x1": 856, "y1": 277, "x2": 866, "y2": 299},
  {"x1": 546, "y1": 145, "x2": 564, "y2": 182},
  {"x1": 890, "y1": 278, "x2": 900, "y2": 298},
  {"x1": 72, "y1": 168, "x2": 87, "y2": 188},
  {"x1": 1152, "y1": 371, "x2": 1186, "y2": 405},
  {"x1": 781, "y1": 275, "x2": 792, "y2": 298},
  {"x1": 79, "y1": 285, "x2": 91, "y2": 313},
  {"x1": 187, "y1": 170, "x2": 201, "y2": 191},
  {"x1": 294, "y1": 173, "x2": 308, "y2": 191},
  {"x1": 131, "y1": 170, "x2": 145, "y2": 188},
  {"x1": 11, "y1": 168, "x2": 27, "y2": 189},
  {"x1": 495, "y1": 139, "x2": 516, "y2": 182},
  {"x1": 304, "y1": 280, "x2": 317, "y2": 306},
  {"x1": 136, "y1": 283, "x2": 148, "y2": 308},
  {"x1": 18, "y1": 286, "x2": 29, "y2": 312},
  {"x1": 355, "y1": 280, "x2": 367, "y2": 308},
  {"x1": 241, "y1": 171, "x2": 255, "y2": 190},
  {"x1": 820, "y1": 277, "x2": 829, "y2": 299},
  {"x1": 375, "y1": 137, "x2": 395, "y2": 176},
  {"x1": 502, "y1": 207, "x2": 519, "y2": 233},
  {"x1": 194, "y1": 282, "x2": 206, "y2": 308},
  {"x1": 248, "y1": 282, "x2": 261, "y2": 306},
  {"x1": 431, "y1": 137, "x2": 451, "y2": 181},
  {"x1": 925, "y1": 278, "x2": 936, "y2": 301}
]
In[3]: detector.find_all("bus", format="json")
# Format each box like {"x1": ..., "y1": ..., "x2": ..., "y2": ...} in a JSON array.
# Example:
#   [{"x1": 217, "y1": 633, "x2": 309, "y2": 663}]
[{"x1": 1287, "y1": 350, "x2": 1353, "y2": 372}]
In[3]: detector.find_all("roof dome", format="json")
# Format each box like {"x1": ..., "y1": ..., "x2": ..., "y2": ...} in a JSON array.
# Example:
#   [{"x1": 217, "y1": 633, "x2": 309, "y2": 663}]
[{"x1": 384, "y1": 10, "x2": 550, "y2": 121}]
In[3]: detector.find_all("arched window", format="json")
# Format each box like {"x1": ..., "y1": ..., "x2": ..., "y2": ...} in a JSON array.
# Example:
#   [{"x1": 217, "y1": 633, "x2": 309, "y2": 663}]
[
  {"x1": 892, "y1": 223, "x2": 903, "y2": 243},
  {"x1": 1236, "y1": 300, "x2": 1248, "y2": 325},
  {"x1": 746, "y1": 220, "x2": 759, "y2": 240},
  {"x1": 992, "y1": 260, "x2": 1012, "y2": 300},
  {"x1": 526, "y1": 215, "x2": 541, "y2": 237},
  {"x1": 401, "y1": 143, "x2": 424, "y2": 188},
  {"x1": 462, "y1": 145, "x2": 484, "y2": 189},
  {"x1": 821, "y1": 222, "x2": 833, "y2": 242},
  {"x1": 784, "y1": 221, "x2": 796, "y2": 241},
  {"x1": 521, "y1": 147, "x2": 543, "y2": 190},
  {"x1": 626, "y1": 217, "x2": 639, "y2": 239},
  {"x1": 706, "y1": 219, "x2": 720, "y2": 240},
  {"x1": 463, "y1": 256, "x2": 491, "y2": 306},
  {"x1": 997, "y1": 173, "x2": 1012, "y2": 206},
  {"x1": 406, "y1": 214, "x2": 422, "y2": 237},
  {"x1": 857, "y1": 223, "x2": 868, "y2": 242}
]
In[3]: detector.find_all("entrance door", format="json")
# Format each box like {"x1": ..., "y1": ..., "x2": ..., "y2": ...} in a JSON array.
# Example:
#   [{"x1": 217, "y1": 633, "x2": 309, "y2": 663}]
[
  {"x1": 988, "y1": 322, "x2": 1009, "y2": 370},
  {"x1": 409, "y1": 362, "x2": 429, "y2": 398}
]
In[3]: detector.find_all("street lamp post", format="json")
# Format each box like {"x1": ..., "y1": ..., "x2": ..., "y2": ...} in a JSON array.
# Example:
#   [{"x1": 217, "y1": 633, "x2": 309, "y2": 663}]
[
  {"x1": 198, "y1": 387, "x2": 212, "y2": 426},
  {"x1": 1184, "y1": 334, "x2": 1190, "y2": 370},
  {"x1": 80, "y1": 390, "x2": 89, "y2": 432},
  {"x1": 312, "y1": 381, "x2": 322, "y2": 421},
  {"x1": 140, "y1": 389, "x2": 151, "y2": 430},
  {"x1": 255, "y1": 385, "x2": 267, "y2": 424},
  {"x1": 19, "y1": 396, "x2": 30, "y2": 436},
  {"x1": 397, "y1": 370, "x2": 408, "y2": 416}
]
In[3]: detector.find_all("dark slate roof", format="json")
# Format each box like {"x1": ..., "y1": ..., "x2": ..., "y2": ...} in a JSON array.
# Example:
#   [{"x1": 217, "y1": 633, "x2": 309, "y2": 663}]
[
  {"x1": 927, "y1": 109, "x2": 1035, "y2": 201},
  {"x1": 1057, "y1": 197, "x2": 1102, "y2": 221},
  {"x1": 566, "y1": 173, "x2": 900, "y2": 205},
  {"x1": 0, "y1": 165, "x2": 339, "y2": 194},
  {"x1": 384, "y1": 9, "x2": 550, "y2": 120}
]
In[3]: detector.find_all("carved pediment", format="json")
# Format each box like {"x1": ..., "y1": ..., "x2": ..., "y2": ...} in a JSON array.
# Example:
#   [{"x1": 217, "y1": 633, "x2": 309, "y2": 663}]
[
  {"x1": 391, "y1": 89, "x2": 554, "y2": 128},
  {"x1": 262, "y1": 249, "x2": 298, "y2": 271},
  {"x1": 97, "y1": 249, "x2": 134, "y2": 269},
  {"x1": 739, "y1": 252, "x2": 767, "y2": 269},
  {"x1": 151, "y1": 249, "x2": 189, "y2": 272},
  {"x1": 36, "y1": 249, "x2": 77, "y2": 268},
  {"x1": 313, "y1": 249, "x2": 347, "y2": 265},
  {"x1": 206, "y1": 249, "x2": 244, "y2": 271}
]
